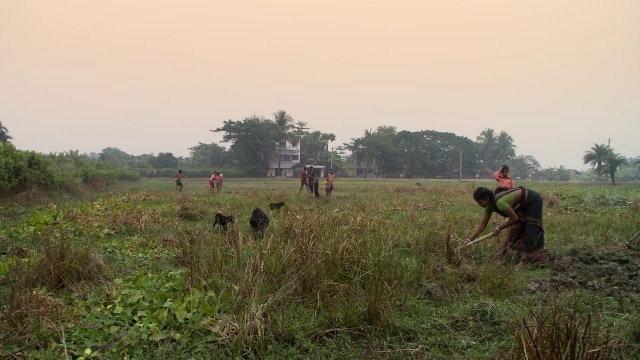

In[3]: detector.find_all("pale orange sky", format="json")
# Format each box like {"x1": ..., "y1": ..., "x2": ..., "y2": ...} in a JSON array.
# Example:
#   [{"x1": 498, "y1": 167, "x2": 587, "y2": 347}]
[{"x1": 1, "y1": 0, "x2": 639, "y2": 169}]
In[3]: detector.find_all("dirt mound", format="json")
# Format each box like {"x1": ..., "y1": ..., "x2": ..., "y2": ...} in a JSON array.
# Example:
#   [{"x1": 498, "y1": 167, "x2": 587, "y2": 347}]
[{"x1": 543, "y1": 247, "x2": 640, "y2": 300}]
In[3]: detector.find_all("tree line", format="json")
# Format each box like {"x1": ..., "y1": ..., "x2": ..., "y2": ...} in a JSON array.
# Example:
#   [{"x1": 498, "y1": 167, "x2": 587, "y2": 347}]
[{"x1": 1, "y1": 118, "x2": 639, "y2": 190}]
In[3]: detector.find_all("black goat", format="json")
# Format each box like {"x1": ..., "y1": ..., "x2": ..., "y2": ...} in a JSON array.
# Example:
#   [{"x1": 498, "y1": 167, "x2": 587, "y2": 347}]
[
  {"x1": 249, "y1": 208, "x2": 269, "y2": 239},
  {"x1": 268, "y1": 201, "x2": 285, "y2": 210},
  {"x1": 213, "y1": 212, "x2": 235, "y2": 231}
]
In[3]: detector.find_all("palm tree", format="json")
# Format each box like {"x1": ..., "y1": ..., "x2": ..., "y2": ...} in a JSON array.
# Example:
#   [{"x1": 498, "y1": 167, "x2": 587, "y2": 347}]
[
  {"x1": 603, "y1": 151, "x2": 627, "y2": 186},
  {"x1": 272, "y1": 110, "x2": 294, "y2": 177},
  {"x1": 495, "y1": 131, "x2": 516, "y2": 164},
  {"x1": 476, "y1": 128, "x2": 497, "y2": 174},
  {"x1": 582, "y1": 143, "x2": 609, "y2": 181},
  {"x1": 0, "y1": 121, "x2": 12, "y2": 143}
]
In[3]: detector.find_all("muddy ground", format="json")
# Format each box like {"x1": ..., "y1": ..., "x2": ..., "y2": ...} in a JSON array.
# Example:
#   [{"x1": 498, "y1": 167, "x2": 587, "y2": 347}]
[{"x1": 530, "y1": 245, "x2": 640, "y2": 302}]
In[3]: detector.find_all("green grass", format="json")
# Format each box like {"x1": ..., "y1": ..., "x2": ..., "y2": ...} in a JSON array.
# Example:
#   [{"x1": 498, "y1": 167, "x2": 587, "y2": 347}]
[{"x1": 1, "y1": 178, "x2": 639, "y2": 359}]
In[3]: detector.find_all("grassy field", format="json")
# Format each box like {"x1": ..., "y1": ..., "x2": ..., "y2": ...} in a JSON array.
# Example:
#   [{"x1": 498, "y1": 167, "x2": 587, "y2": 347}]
[{"x1": 1, "y1": 178, "x2": 639, "y2": 359}]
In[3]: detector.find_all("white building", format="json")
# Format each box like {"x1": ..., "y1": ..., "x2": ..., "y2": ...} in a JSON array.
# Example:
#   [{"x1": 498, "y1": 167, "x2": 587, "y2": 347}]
[{"x1": 267, "y1": 140, "x2": 301, "y2": 178}]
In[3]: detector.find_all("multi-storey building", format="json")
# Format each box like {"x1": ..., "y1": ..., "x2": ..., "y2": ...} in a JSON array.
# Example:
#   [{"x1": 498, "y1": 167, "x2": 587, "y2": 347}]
[{"x1": 267, "y1": 140, "x2": 301, "y2": 178}]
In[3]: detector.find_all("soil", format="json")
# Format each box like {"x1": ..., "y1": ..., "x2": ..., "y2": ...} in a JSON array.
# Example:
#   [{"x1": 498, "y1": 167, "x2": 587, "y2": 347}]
[{"x1": 530, "y1": 246, "x2": 640, "y2": 301}]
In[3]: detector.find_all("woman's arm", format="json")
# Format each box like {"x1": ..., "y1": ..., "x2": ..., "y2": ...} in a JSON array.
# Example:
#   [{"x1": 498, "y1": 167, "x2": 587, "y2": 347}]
[
  {"x1": 465, "y1": 212, "x2": 492, "y2": 243},
  {"x1": 494, "y1": 206, "x2": 519, "y2": 235}
]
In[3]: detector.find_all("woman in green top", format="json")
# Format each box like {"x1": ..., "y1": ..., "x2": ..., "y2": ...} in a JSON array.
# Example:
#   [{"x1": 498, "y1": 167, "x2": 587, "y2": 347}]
[{"x1": 463, "y1": 186, "x2": 547, "y2": 266}]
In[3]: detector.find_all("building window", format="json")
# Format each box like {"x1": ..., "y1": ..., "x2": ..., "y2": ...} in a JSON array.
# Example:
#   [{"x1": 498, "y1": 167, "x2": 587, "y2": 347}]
[
  {"x1": 291, "y1": 140, "x2": 298, "y2": 147},
  {"x1": 283, "y1": 155, "x2": 292, "y2": 160},
  {"x1": 292, "y1": 155, "x2": 299, "y2": 160},
  {"x1": 279, "y1": 140, "x2": 287, "y2": 147}
]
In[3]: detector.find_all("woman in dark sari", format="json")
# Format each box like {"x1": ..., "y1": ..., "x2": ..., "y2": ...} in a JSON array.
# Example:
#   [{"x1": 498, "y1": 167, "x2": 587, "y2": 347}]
[{"x1": 463, "y1": 186, "x2": 547, "y2": 267}]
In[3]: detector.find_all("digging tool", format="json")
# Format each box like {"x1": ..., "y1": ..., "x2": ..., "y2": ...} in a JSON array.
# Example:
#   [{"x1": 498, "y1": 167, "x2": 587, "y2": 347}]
[{"x1": 457, "y1": 232, "x2": 495, "y2": 253}]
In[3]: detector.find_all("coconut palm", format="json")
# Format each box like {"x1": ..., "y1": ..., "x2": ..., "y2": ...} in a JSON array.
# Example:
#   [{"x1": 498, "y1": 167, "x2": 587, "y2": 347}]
[
  {"x1": 273, "y1": 110, "x2": 295, "y2": 177},
  {"x1": 476, "y1": 128, "x2": 497, "y2": 173},
  {"x1": 603, "y1": 151, "x2": 627, "y2": 186},
  {"x1": 0, "y1": 121, "x2": 12, "y2": 143},
  {"x1": 582, "y1": 143, "x2": 610, "y2": 181},
  {"x1": 495, "y1": 131, "x2": 516, "y2": 164}
]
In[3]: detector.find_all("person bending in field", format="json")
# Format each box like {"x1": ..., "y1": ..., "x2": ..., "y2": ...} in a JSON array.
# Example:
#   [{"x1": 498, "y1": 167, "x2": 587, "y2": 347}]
[
  {"x1": 463, "y1": 186, "x2": 548, "y2": 268},
  {"x1": 172, "y1": 169, "x2": 186, "y2": 192},
  {"x1": 493, "y1": 165, "x2": 514, "y2": 191}
]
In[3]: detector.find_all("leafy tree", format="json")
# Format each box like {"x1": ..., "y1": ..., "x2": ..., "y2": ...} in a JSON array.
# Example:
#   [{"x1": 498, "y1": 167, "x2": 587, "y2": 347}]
[
  {"x1": 345, "y1": 129, "x2": 377, "y2": 177},
  {"x1": 273, "y1": 110, "x2": 295, "y2": 176},
  {"x1": 367, "y1": 126, "x2": 400, "y2": 178},
  {"x1": 213, "y1": 116, "x2": 279, "y2": 174},
  {"x1": 347, "y1": 128, "x2": 478, "y2": 178},
  {"x1": 510, "y1": 155, "x2": 541, "y2": 180},
  {"x1": 603, "y1": 150, "x2": 627, "y2": 186},
  {"x1": 0, "y1": 122, "x2": 12, "y2": 143},
  {"x1": 149, "y1": 152, "x2": 180, "y2": 169},
  {"x1": 290, "y1": 120, "x2": 310, "y2": 140},
  {"x1": 582, "y1": 143, "x2": 610, "y2": 181},
  {"x1": 300, "y1": 130, "x2": 336, "y2": 168},
  {"x1": 188, "y1": 142, "x2": 227, "y2": 168},
  {"x1": 423, "y1": 130, "x2": 477, "y2": 178},
  {"x1": 99, "y1": 147, "x2": 137, "y2": 167},
  {"x1": 396, "y1": 131, "x2": 424, "y2": 178}
]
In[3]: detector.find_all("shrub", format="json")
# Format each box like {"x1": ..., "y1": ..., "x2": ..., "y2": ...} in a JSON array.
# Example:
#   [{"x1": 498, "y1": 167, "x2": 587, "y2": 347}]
[{"x1": 0, "y1": 144, "x2": 65, "y2": 194}]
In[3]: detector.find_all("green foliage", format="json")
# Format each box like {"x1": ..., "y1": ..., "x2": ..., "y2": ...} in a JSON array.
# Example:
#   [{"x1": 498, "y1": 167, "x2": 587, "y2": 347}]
[
  {"x1": 47, "y1": 151, "x2": 140, "y2": 187},
  {"x1": 1, "y1": 181, "x2": 639, "y2": 358},
  {"x1": 148, "y1": 152, "x2": 180, "y2": 169},
  {"x1": 300, "y1": 130, "x2": 336, "y2": 167},
  {"x1": 0, "y1": 143, "x2": 65, "y2": 193},
  {"x1": 0, "y1": 121, "x2": 12, "y2": 143},
  {"x1": 511, "y1": 293, "x2": 616, "y2": 359},
  {"x1": 188, "y1": 142, "x2": 228, "y2": 168},
  {"x1": 583, "y1": 143, "x2": 610, "y2": 180},
  {"x1": 349, "y1": 128, "x2": 478, "y2": 178},
  {"x1": 213, "y1": 116, "x2": 279, "y2": 170},
  {"x1": 510, "y1": 155, "x2": 541, "y2": 180}
]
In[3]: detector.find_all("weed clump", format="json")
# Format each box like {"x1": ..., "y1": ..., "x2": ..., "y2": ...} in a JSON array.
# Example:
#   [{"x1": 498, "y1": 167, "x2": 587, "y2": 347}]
[
  {"x1": 176, "y1": 197, "x2": 206, "y2": 220},
  {"x1": 509, "y1": 294, "x2": 617, "y2": 359}
]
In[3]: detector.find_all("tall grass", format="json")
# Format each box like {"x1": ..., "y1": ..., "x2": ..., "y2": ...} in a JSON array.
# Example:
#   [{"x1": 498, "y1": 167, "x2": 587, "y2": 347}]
[
  {"x1": 509, "y1": 293, "x2": 617, "y2": 359},
  {"x1": 1, "y1": 179, "x2": 638, "y2": 358}
]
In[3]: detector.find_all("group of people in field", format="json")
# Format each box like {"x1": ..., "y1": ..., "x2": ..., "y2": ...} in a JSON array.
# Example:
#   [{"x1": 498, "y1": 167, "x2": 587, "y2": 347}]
[
  {"x1": 170, "y1": 170, "x2": 224, "y2": 193},
  {"x1": 171, "y1": 163, "x2": 546, "y2": 268},
  {"x1": 297, "y1": 165, "x2": 335, "y2": 198},
  {"x1": 464, "y1": 164, "x2": 548, "y2": 268},
  {"x1": 209, "y1": 172, "x2": 223, "y2": 193}
]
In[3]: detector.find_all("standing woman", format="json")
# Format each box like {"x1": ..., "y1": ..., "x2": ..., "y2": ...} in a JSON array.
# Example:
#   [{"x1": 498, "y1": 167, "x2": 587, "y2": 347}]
[{"x1": 463, "y1": 186, "x2": 547, "y2": 267}]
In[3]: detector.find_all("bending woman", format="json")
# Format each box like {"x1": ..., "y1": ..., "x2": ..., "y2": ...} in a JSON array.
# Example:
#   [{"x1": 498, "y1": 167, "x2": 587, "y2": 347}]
[{"x1": 463, "y1": 186, "x2": 547, "y2": 266}]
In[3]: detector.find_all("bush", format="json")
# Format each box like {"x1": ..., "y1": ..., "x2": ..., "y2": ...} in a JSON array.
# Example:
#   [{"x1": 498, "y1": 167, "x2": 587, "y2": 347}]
[{"x1": 0, "y1": 144, "x2": 65, "y2": 194}]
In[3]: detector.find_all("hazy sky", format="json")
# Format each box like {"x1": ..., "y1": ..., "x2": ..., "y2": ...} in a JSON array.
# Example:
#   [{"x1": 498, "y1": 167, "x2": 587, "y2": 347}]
[{"x1": 2, "y1": 1, "x2": 639, "y2": 170}]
